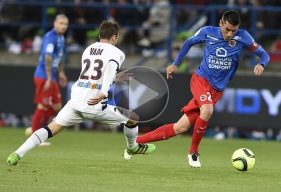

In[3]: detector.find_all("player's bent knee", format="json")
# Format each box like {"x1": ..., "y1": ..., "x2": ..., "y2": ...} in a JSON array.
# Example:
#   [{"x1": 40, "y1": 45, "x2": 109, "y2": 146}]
[
  {"x1": 200, "y1": 105, "x2": 214, "y2": 119},
  {"x1": 177, "y1": 126, "x2": 189, "y2": 133},
  {"x1": 174, "y1": 123, "x2": 189, "y2": 134},
  {"x1": 200, "y1": 109, "x2": 213, "y2": 119}
]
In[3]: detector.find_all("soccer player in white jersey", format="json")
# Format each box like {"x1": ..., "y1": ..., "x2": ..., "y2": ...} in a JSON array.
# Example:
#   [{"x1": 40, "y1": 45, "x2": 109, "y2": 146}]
[
  {"x1": 7, "y1": 21, "x2": 156, "y2": 166},
  {"x1": 136, "y1": 10, "x2": 270, "y2": 168}
]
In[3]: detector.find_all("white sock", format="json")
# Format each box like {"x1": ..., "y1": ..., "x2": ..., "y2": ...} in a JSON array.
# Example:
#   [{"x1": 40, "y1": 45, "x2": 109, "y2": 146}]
[
  {"x1": 15, "y1": 128, "x2": 49, "y2": 158},
  {"x1": 123, "y1": 125, "x2": 138, "y2": 150}
]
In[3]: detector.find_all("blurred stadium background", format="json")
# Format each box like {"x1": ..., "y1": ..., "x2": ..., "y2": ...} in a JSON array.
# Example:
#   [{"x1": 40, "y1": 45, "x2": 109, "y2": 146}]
[{"x1": 1, "y1": 0, "x2": 281, "y2": 141}]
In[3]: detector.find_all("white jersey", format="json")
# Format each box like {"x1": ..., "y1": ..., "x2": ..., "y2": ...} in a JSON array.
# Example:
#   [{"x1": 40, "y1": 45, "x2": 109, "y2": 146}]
[{"x1": 70, "y1": 42, "x2": 125, "y2": 113}]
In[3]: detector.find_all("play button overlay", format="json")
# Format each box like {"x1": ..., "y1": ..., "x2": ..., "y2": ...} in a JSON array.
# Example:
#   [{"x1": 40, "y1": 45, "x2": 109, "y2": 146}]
[
  {"x1": 128, "y1": 78, "x2": 159, "y2": 110},
  {"x1": 113, "y1": 66, "x2": 169, "y2": 123}
]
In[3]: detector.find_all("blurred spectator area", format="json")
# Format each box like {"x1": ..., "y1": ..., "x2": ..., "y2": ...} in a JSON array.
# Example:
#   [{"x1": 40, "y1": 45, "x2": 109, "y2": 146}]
[{"x1": 0, "y1": 0, "x2": 281, "y2": 70}]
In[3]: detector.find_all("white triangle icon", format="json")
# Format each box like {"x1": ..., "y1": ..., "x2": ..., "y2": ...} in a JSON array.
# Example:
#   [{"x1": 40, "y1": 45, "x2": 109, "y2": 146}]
[{"x1": 128, "y1": 78, "x2": 159, "y2": 110}]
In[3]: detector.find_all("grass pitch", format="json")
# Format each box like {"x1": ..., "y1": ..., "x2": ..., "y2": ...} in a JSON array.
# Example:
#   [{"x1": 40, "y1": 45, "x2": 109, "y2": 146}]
[{"x1": 1, "y1": 127, "x2": 280, "y2": 192}]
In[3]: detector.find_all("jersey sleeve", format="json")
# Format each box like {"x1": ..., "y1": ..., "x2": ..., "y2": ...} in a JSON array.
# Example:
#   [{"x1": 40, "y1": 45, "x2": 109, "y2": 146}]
[
  {"x1": 110, "y1": 50, "x2": 125, "y2": 72},
  {"x1": 173, "y1": 27, "x2": 207, "y2": 66},
  {"x1": 42, "y1": 36, "x2": 56, "y2": 56},
  {"x1": 189, "y1": 26, "x2": 208, "y2": 44},
  {"x1": 242, "y1": 31, "x2": 270, "y2": 67},
  {"x1": 242, "y1": 31, "x2": 259, "y2": 51}
]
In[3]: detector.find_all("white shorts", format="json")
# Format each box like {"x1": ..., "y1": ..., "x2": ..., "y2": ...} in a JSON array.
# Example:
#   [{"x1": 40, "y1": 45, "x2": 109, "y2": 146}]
[{"x1": 55, "y1": 101, "x2": 131, "y2": 129}]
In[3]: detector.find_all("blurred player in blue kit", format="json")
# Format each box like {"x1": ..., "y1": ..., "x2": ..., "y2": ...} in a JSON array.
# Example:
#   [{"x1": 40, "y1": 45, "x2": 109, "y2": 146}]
[
  {"x1": 137, "y1": 10, "x2": 270, "y2": 167},
  {"x1": 28, "y1": 14, "x2": 68, "y2": 146}
]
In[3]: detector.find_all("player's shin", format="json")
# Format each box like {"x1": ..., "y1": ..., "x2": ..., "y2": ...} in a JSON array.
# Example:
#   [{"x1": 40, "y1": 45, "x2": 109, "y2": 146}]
[
  {"x1": 189, "y1": 117, "x2": 207, "y2": 153},
  {"x1": 136, "y1": 123, "x2": 176, "y2": 143},
  {"x1": 123, "y1": 124, "x2": 138, "y2": 150},
  {"x1": 32, "y1": 108, "x2": 46, "y2": 132},
  {"x1": 15, "y1": 126, "x2": 53, "y2": 158}
]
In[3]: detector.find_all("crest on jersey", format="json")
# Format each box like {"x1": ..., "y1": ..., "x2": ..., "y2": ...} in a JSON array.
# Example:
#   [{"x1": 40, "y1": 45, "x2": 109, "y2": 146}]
[
  {"x1": 216, "y1": 47, "x2": 227, "y2": 57},
  {"x1": 200, "y1": 94, "x2": 207, "y2": 101},
  {"x1": 228, "y1": 40, "x2": 236, "y2": 47}
]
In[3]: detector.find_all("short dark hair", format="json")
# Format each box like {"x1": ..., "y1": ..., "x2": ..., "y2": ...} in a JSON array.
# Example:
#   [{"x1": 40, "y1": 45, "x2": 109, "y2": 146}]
[
  {"x1": 99, "y1": 21, "x2": 119, "y2": 40},
  {"x1": 222, "y1": 10, "x2": 241, "y2": 26}
]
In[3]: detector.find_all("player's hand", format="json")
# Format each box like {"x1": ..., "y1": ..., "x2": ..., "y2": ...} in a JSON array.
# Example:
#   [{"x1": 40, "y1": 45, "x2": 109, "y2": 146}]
[
  {"x1": 254, "y1": 64, "x2": 264, "y2": 76},
  {"x1": 59, "y1": 74, "x2": 68, "y2": 87},
  {"x1": 116, "y1": 70, "x2": 133, "y2": 83},
  {"x1": 87, "y1": 93, "x2": 105, "y2": 105},
  {"x1": 43, "y1": 79, "x2": 51, "y2": 92},
  {"x1": 166, "y1": 64, "x2": 177, "y2": 79}
]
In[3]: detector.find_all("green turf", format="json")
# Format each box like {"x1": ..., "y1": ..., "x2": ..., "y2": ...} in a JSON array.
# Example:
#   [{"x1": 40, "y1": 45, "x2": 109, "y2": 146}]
[{"x1": 0, "y1": 127, "x2": 280, "y2": 192}]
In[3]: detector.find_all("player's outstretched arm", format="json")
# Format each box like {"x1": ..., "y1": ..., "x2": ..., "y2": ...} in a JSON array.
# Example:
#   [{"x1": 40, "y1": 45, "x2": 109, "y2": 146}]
[
  {"x1": 166, "y1": 64, "x2": 177, "y2": 79},
  {"x1": 253, "y1": 64, "x2": 264, "y2": 76}
]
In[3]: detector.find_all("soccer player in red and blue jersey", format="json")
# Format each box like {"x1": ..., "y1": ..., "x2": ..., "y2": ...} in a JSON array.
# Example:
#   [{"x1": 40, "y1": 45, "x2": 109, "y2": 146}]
[
  {"x1": 30, "y1": 14, "x2": 68, "y2": 146},
  {"x1": 137, "y1": 10, "x2": 270, "y2": 167}
]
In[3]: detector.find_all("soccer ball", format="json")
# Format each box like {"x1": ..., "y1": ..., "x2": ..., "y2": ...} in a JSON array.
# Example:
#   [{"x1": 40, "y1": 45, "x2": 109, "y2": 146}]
[
  {"x1": 25, "y1": 127, "x2": 32, "y2": 137},
  {"x1": 231, "y1": 148, "x2": 255, "y2": 171}
]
